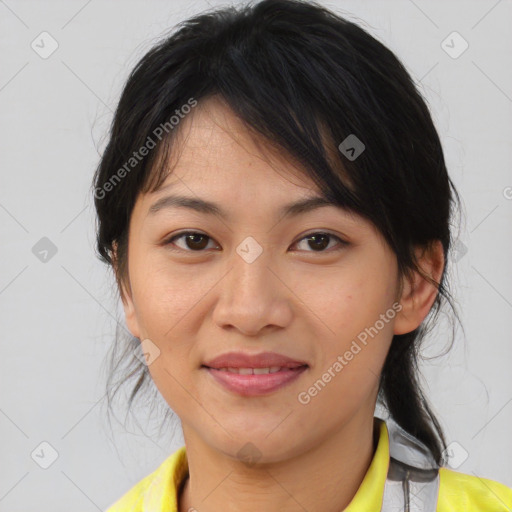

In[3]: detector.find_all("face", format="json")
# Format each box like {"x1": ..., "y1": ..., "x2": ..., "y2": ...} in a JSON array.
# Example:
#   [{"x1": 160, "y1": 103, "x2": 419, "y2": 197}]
[{"x1": 119, "y1": 96, "x2": 406, "y2": 462}]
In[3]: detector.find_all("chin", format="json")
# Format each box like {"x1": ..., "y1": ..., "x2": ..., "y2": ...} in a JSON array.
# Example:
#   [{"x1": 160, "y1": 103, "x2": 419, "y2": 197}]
[{"x1": 209, "y1": 430, "x2": 304, "y2": 466}]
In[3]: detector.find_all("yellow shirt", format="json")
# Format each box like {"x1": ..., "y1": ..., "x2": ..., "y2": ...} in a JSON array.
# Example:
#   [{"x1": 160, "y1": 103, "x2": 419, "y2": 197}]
[{"x1": 106, "y1": 419, "x2": 512, "y2": 511}]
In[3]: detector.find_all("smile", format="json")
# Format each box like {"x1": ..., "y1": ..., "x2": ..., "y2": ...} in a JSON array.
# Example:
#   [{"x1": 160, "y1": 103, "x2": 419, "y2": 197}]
[{"x1": 203, "y1": 365, "x2": 308, "y2": 396}]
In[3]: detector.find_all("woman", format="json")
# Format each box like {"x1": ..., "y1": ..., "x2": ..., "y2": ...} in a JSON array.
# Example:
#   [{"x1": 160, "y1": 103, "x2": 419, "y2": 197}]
[{"x1": 92, "y1": 0, "x2": 512, "y2": 510}]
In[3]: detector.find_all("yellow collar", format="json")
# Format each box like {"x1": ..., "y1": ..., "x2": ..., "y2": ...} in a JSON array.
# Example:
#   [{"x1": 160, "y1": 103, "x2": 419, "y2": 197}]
[
  {"x1": 143, "y1": 418, "x2": 390, "y2": 511},
  {"x1": 344, "y1": 417, "x2": 389, "y2": 511}
]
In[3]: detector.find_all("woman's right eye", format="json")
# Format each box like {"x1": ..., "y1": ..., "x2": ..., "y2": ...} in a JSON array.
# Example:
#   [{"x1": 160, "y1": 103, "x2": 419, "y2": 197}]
[{"x1": 164, "y1": 231, "x2": 218, "y2": 252}]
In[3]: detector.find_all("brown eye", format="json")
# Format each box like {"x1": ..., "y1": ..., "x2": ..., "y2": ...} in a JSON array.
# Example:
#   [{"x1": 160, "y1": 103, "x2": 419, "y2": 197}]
[
  {"x1": 293, "y1": 232, "x2": 348, "y2": 253},
  {"x1": 165, "y1": 231, "x2": 216, "y2": 252}
]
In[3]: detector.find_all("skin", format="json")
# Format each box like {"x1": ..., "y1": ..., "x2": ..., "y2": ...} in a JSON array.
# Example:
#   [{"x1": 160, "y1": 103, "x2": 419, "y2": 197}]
[{"x1": 116, "y1": 95, "x2": 444, "y2": 512}]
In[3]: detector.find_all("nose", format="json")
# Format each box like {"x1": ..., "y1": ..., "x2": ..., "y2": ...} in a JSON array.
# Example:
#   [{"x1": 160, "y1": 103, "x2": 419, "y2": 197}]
[{"x1": 211, "y1": 242, "x2": 293, "y2": 337}]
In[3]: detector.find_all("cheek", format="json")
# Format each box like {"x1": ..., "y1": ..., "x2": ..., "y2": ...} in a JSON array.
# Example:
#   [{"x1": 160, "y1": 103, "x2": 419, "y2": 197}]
[
  {"x1": 291, "y1": 266, "x2": 386, "y2": 344},
  {"x1": 132, "y1": 257, "x2": 207, "y2": 339},
  {"x1": 294, "y1": 262, "x2": 396, "y2": 381},
  {"x1": 137, "y1": 270, "x2": 199, "y2": 410}
]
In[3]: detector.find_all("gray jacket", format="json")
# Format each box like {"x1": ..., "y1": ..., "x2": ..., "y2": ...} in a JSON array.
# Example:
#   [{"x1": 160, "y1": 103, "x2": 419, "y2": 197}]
[{"x1": 382, "y1": 418, "x2": 440, "y2": 512}]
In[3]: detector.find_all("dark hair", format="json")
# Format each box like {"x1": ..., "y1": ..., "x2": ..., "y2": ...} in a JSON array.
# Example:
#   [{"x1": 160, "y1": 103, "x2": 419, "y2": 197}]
[{"x1": 92, "y1": 0, "x2": 463, "y2": 464}]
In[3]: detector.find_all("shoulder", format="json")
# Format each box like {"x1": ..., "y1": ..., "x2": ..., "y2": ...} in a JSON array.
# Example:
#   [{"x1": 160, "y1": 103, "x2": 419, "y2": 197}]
[
  {"x1": 104, "y1": 445, "x2": 188, "y2": 512},
  {"x1": 437, "y1": 466, "x2": 512, "y2": 511}
]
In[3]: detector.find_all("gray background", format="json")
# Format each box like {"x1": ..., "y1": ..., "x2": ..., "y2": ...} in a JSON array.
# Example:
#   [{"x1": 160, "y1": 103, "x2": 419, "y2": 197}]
[{"x1": 1, "y1": 0, "x2": 511, "y2": 510}]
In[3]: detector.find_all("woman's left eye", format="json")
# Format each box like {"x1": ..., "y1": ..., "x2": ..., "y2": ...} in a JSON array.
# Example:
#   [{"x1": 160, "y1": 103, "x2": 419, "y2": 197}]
[
  {"x1": 163, "y1": 231, "x2": 348, "y2": 253},
  {"x1": 293, "y1": 232, "x2": 348, "y2": 252}
]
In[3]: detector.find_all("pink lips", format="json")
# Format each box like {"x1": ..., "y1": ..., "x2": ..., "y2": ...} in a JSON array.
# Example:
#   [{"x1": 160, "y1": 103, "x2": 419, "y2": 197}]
[
  {"x1": 204, "y1": 366, "x2": 308, "y2": 396},
  {"x1": 203, "y1": 350, "x2": 308, "y2": 369},
  {"x1": 202, "y1": 351, "x2": 309, "y2": 397}
]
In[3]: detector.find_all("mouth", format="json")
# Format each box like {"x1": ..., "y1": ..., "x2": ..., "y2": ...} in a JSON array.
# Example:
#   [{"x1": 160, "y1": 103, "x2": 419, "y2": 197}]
[
  {"x1": 201, "y1": 364, "x2": 309, "y2": 396},
  {"x1": 202, "y1": 365, "x2": 307, "y2": 374}
]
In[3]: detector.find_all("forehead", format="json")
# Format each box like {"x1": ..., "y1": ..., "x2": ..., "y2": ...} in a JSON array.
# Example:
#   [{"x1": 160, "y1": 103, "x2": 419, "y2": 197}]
[
  {"x1": 138, "y1": 97, "x2": 328, "y2": 213},
  {"x1": 165, "y1": 96, "x2": 314, "y2": 186},
  {"x1": 132, "y1": 96, "x2": 369, "y2": 233}
]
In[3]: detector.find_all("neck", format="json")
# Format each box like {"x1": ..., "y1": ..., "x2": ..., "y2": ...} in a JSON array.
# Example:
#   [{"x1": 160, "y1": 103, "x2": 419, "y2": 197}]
[{"x1": 178, "y1": 413, "x2": 379, "y2": 512}]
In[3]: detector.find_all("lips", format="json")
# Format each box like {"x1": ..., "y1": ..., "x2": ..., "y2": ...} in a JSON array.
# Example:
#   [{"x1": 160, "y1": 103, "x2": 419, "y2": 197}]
[
  {"x1": 202, "y1": 351, "x2": 308, "y2": 370},
  {"x1": 212, "y1": 366, "x2": 289, "y2": 374},
  {"x1": 203, "y1": 365, "x2": 308, "y2": 396}
]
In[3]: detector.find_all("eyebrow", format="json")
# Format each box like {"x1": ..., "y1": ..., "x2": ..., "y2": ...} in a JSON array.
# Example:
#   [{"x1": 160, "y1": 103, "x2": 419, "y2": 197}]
[{"x1": 147, "y1": 194, "x2": 339, "y2": 221}]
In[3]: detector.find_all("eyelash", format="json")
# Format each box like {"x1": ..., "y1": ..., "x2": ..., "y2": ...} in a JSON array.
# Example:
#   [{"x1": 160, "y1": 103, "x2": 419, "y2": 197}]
[{"x1": 163, "y1": 230, "x2": 349, "y2": 254}]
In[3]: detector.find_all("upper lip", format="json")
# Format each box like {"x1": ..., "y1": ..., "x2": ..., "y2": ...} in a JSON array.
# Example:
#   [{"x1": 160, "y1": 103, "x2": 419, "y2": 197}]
[{"x1": 202, "y1": 351, "x2": 308, "y2": 369}]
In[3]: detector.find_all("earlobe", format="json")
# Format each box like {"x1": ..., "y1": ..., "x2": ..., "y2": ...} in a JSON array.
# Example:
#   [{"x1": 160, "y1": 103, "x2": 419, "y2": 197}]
[
  {"x1": 393, "y1": 241, "x2": 444, "y2": 336},
  {"x1": 112, "y1": 240, "x2": 141, "y2": 340},
  {"x1": 121, "y1": 289, "x2": 141, "y2": 340}
]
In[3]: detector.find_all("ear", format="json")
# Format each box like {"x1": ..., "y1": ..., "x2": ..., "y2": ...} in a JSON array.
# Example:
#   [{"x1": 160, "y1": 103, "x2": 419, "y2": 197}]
[
  {"x1": 394, "y1": 240, "x2": 445, "y2": 336},
  {"x1": 112, "y1": 240, "x2": 141, "y2": 340}
]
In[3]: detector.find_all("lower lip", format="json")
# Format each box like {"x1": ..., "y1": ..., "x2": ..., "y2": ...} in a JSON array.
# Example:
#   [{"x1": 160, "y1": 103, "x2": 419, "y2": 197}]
[{"x1": 203, "y1": 366, "x2": 308, "y2": 396}]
